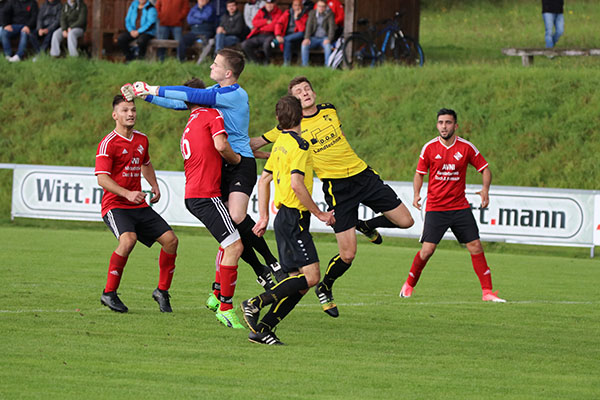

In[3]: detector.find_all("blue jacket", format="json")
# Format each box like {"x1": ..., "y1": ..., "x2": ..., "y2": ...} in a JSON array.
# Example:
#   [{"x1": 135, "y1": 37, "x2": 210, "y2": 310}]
[
  {"x1": 125, "y1": 0, "x2": 157, "y2": 36},
  {"x1": 187, "y1": 2, "x2": 216, "y2": 27}
]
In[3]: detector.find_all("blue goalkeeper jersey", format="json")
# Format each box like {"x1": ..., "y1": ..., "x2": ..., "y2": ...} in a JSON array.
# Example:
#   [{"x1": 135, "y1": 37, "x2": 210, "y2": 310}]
[{"x1": 146, "y1": 83, "x2": 253, "y2": 158}]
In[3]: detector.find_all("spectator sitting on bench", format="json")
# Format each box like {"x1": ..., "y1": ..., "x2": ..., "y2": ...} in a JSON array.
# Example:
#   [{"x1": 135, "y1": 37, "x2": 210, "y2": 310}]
[
  {"x1": 178, "y1": 0, "x2": 215, "y2": 62},
  {"x1": 214, "y1": 0, "x2": 245, "y2": 54},
  {"x1": 273, "y1": 0, "x2": 307, "y2": 66},
  {"x1": 117, "y1": 0, "x2": 157, "y2": 62},
  {"x1": 301, "y1": 0, "x2": 334, "y2": 66},
  {"x1": 49, "y1": 0, "x2": 87, "y2": 58},
  {"x1": 32, "y1": 0, "x2": 60, "y2": 57},
  {"x1": 241, "y1": 0, "x2": 282, "y2": 64},
  {"x1": 319, "y1": 0, "x2": 343, "y2": 38},
  {"x1": 155, "y1": 0, "x2": 189, "y2": 61},
  {"x1": 243, "y1": 0, "x2": 265, "y2": 32},
  {"x1": 1, "y1": 0, "x2": 39, "y2": 62}
]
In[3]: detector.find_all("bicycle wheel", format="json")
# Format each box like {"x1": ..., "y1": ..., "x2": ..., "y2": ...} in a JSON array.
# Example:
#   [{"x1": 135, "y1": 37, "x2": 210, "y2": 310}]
[
  {"x1": 343, "y1": 34, "x2": 377, "y2": 68},
  {"x1": 394, "y1": 36, "x2": 425, "y2": 66}
]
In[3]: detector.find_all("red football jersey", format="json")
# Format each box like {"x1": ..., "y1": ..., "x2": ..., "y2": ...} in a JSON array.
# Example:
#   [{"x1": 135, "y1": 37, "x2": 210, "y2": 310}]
[
  {"x1": 180, "y1": 107, "x2": 227, "y2": 199},
  {"x1": 416, "y1": 136, "x2": 488, "y2": 212},
  {"x1": 95, "y1": 130, "x2": 151, "y2": 216}
]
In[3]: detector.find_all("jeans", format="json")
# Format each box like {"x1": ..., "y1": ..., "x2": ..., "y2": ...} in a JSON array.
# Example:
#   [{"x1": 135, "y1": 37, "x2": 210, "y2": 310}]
[
  {"x1": 157, "y1": 25, "x2": 183, "y2": 61},
  {"x1": 301, "y1": 36, "x2": 331, "y2": 66},
  {"x1": 1, "y1": 24, "x2": 34, "y2": 58},
  {"x1": 282, "y1": 31, "x2": 304, "y2": 65},
  {"x1": 542, "y1": 13, "x2": 564, "y2": 48},
  {"x1": 214, "y1": 33, "x2": 240, "y2": 53}
]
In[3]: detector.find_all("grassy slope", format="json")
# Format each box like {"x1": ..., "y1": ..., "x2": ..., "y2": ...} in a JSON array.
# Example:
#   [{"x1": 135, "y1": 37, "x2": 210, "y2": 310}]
[{"x1": 0, "y1": 226, "x2": 598, "y2": 399}]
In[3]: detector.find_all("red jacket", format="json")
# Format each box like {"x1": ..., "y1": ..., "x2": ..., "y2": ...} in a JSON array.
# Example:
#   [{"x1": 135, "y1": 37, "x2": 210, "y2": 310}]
[
  {"x1": 156, "y1": 0, "x2": 190, "y2": 27},
  {"x1": 316, "y1": 0, "x2": 344, "y2": 26},
  {"x1": 246, "y1": 5, "x2": 283, "y2": 39},
  {"x1": 274, "y1": 9, "x2": 308, "y2": 36}
]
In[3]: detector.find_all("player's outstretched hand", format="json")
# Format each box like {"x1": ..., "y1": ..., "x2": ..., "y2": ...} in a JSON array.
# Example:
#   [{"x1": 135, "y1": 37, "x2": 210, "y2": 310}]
[
  {"x1": 133, "y1": 81, "x2": 159, "y2": 97},
  {"x1": 120, "y1": 83, "x2": 134, "y2": 101},
  {"x1": 252, "y1": 217, "x2": 268, "y2": 237}
]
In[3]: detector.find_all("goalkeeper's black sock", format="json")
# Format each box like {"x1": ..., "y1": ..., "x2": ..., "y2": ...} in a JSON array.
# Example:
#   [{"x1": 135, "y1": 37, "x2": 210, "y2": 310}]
[
  {"x1": 257, "y1": 292, "x2": 304, "y2": 333},
  {"x1": 322, "y1": 254, "x2": 352, "y2": 290},
  {"x1": 237, "y1": 215, "x2": 277, "y2": 265},
  {"x1": 363, "y1": 215, "x2": 398, "y2": 229}
]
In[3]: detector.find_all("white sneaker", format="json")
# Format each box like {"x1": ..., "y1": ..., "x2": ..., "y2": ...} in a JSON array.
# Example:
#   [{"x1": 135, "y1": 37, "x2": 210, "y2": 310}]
[
  {"x1": 5, "y1": 55, "x2": 10, "y2": 60},
  {"x1": 8, "y1": 54, "x2": 21, "y2": 62}
]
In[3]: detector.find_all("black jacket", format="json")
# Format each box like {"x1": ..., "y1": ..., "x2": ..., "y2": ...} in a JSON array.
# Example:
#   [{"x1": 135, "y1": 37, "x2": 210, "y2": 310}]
[
  {"x1": 36, "y1": 0, "x2": 61, "y2": 32},
  {"x1": 1, "y1": 0, "x2": 38, "y2": 29},
  {"x1": 542, "y1": 0, "x2": 564, "y2": 14},
  {"x1": 218, "y1": 10, "x2": 245, "y2": 39}
]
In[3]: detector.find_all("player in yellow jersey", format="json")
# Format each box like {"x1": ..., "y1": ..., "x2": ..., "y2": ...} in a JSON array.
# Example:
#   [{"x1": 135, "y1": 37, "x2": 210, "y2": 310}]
[
  {"x1": 240, "y1": 95, "x2": 335, "y2": 345},
  {"x1": 250, "y1": 76, "x2": 414, "y2": 318}
]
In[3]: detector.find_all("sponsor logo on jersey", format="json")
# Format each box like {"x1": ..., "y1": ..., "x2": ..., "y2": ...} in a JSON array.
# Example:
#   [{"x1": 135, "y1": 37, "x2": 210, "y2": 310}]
[
  {"x1": 435, "y1": 154, "x2": 442, "y2": 159},
  {"x1": 122, "y1": 149, "x2": 128, "y2": 154}
]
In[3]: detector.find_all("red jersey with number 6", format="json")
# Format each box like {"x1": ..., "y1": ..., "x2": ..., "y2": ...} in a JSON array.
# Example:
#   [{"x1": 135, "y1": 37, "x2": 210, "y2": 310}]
[
  {"x1": 416, "y1": 136, "x2": 488, "y2": 212},
  {"x1": 95, "y1": 130, "x2": 151, "y2": 216},
  {"x1": 180, "y1": 107, "x2": 227, "y2": 199}
]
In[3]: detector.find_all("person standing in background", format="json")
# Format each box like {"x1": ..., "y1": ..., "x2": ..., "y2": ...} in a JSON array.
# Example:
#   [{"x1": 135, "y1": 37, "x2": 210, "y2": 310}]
[{"x1": 542, "y1": 0, "x2": 564, "y2": 48}]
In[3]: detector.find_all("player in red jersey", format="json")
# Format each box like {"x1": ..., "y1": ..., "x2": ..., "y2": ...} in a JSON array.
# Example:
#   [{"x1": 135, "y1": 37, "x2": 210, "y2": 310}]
[
  {"x1": 179, "y1": 78, "x2": 245, "y2": 329},
  {"x1": 399, "y1": 108, "x2": 506, "y2": 303},
  {"x1": 95, "y1": 95, "x2": 179, "y2": 313}
]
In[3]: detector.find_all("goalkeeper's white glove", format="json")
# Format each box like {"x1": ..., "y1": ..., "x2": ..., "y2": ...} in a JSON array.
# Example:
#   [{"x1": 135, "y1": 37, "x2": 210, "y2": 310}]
[
  {"x1": 133, "y1": 81, "x2": 159, "y2": 97},
  {"x1": 120, "y1": 83, "x2": 135, "y2": 101}
]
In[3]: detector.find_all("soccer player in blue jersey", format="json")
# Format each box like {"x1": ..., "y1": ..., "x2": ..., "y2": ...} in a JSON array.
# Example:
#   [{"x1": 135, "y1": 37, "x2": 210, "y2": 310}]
[{"x1": 121, "y1": 49, "x2": 283, "y2": 309}]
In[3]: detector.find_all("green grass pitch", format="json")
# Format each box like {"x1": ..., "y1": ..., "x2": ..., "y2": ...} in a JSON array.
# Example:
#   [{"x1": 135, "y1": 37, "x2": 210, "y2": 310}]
[{"x1": 1, "y1": 224, "x2": 598, "y2": 399}]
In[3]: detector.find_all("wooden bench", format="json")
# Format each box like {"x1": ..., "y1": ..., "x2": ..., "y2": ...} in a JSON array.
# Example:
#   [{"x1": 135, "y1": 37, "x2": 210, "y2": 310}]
[
  {"x1": 502, "y1": 48, "x2": 600, "y2": 67},
  {"x1": 134, "y1": 38, "x2": 215, "y2": 63}
]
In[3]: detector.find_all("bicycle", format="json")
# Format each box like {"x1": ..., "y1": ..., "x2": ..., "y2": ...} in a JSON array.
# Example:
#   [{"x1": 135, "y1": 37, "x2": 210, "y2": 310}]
[{"x1": 343, "y1": 11, "x2": 425, "y2": 68}]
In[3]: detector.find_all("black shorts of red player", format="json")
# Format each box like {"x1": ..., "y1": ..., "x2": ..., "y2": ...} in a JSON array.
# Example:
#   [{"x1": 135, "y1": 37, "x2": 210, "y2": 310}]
[
  {"x1": 420, "y1": 207, "x2": 480, "y2": 245},
  {"x1": 274, "y1": 206, "x2": 319, "y2": 273},
  {"x1": 103, "y1": 207, "x2": 172, "y2": 247},
  {"x1": 221, "y1": 156, "x2": 257, "y2": 199},
  {"x1": 185, "y1": 197, "x2": 241, "y2": 248},
  {"x1": 322, "y1": 167, "x2": 403, "y2": 233}
]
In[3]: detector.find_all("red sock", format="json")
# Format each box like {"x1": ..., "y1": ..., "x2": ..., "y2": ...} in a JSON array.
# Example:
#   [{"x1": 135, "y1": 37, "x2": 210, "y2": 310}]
[
  {"x1": 471, "y1": 252, "x2": 492, "y2": 290},
  {"x1": 213, "y1": 247, "x2": 224, "y2": 297},
  {"x1": 105, "y1": 252, "x2": 127, "y2": 292},
  {"x1": 158, "y1": 249, "x2": 176, "y2": 291},
  {"x1": 218, "y1": 264, "x2": 237, "y2": 311},
  {"x1": 407, "y1": 251, "x2": 427, "y2": 287}
]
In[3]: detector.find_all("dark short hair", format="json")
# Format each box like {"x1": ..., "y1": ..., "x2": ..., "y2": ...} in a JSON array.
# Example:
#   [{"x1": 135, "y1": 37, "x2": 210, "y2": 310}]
[
  {"x1": 288, "y1": 76, "x2": 313, "y2": 94},
  {"x1": 276, "y1": 95, "x2": 303, "y2": 130},
  {"x1": 217, "y1": 48, "x2": 245, "y2": 79},
  {"x1": 112, "y1": 94, "x2": 133, "y2": 109},
  {"x1": 226, "y1": 0, "x2": 236, "y2": 4},
  {"x1": 183, "y1": 77, "x2": 206, "y2": 89},
  {"x1": 437, "y1": 108, "x2": 457, "y2": 123}
]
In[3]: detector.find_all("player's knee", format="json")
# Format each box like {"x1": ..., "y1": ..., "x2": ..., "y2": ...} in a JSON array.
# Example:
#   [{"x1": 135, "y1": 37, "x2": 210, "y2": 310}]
[
  {"x1": 117, "y1": 234, "x2": 137, "y2": 255},
  {"x1": 420, "y1": 248, "x2": 434, "y2": 260},
  {"x1": 229, "y1": 210, "x2": 245, "y2": 225},
  {"x1": 225, "y1": 239, "x2": 244, "y2": 259},
  {"x1": 340, "y1": 250, "x2": 355, "y2": 264},
  {"x1": 164, "y1": 233, "x2": 179, "y2": 253}
]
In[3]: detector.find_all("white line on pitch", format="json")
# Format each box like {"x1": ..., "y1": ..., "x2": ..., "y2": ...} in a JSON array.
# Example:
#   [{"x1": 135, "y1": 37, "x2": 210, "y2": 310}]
[{"x1": 0, "y1": 300, "x2": 598, "y2": 314}]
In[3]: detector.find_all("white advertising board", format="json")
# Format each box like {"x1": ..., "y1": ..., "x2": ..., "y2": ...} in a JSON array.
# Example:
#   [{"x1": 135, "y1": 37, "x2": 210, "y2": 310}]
[{"x1": 9, "y1": 164, "x2": 598, "y2": 254}]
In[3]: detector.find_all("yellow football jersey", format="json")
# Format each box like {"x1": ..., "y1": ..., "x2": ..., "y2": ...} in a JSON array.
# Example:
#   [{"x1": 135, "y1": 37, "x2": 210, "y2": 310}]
[
  {"x1": 261, "y1": 104, "x2": 367, "y2": 179},
  {"x1": 264, "y1": 130, "x2": 314, "y2": 211}
]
